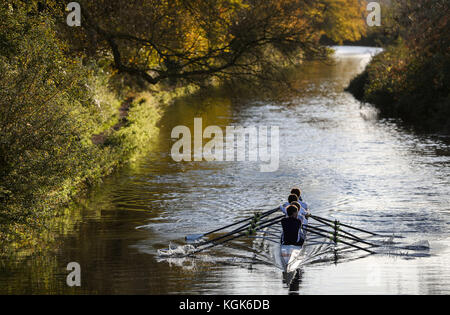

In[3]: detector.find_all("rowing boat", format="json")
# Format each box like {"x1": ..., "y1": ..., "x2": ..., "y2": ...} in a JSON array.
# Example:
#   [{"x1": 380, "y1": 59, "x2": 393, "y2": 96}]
[
  {"x1": 180, "y1": 205, "x2": 378, "y2": 279},
  {"x1": 266, "y1": 215, "x2": 307, "y2": 274}
]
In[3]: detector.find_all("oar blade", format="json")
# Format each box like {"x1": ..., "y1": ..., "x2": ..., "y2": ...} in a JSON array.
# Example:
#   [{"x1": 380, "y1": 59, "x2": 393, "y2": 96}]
[{"x1": 185, "y1": 234, "x2": 204, "y2": 242}]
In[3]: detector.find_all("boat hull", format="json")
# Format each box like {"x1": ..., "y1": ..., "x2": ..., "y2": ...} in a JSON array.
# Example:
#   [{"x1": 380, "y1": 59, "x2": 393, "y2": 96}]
[
  {"x1": 273, "y1": 239, "x2": 306, "y2": 274},
  {"x1": 279, "y1": 244, "x2": 305, "y2": 273}
]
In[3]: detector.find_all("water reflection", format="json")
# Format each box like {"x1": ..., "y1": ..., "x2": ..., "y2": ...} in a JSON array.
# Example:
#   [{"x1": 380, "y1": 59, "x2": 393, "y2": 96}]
[{"x1": 1, "y1": 47, "x2": 449, "y2": 294}]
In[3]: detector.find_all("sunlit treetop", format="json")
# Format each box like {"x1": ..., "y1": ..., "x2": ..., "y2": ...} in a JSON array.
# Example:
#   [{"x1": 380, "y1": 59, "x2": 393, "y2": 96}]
[{"x1": 12, "y1": 0, "x2": 369, "y2": 85}]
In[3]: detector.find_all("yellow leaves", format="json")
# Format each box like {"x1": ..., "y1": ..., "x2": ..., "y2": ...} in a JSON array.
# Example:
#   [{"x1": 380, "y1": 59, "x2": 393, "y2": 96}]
[{"x1": 318, "y1": 0, "x2": 367, "y2": 43}]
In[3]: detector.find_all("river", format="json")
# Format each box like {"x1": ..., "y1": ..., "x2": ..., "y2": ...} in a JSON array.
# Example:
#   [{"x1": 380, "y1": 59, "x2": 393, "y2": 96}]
[{"x1": 1, "y1": 46, "x2": 449, "y2": 294}]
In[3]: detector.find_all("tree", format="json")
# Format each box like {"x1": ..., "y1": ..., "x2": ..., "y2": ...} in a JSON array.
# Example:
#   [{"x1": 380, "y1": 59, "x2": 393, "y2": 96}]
[
  {"x1": 0, "y1": 4, "x2": 96, "y2": 224},
  {"x1": 394, "y1": 0, "x2": 449, "y2": 56},
  {"x1": 318, "y1": 0, "x2": 367, "y2": 43},
  {"x1": 50, "y1": 0, "x2": 367, "y2": 86}
]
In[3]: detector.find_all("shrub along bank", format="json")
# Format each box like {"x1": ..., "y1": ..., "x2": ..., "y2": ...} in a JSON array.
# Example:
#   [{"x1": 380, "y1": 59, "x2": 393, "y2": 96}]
[{"x1": 346, "y1": 1, "x2": 449, "y2": 133}]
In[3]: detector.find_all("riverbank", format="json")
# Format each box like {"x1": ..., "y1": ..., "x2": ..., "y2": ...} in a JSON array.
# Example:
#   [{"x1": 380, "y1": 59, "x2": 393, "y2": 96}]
[
  {"x1": 0, "y1": 80, "x2": 197, "y2": 256},
  {"x1": 346, "y1": 46, "x2": 450, "y2": 133},
  {"x1": 346, "y1": 3, "x2": 449, "y2": 134},
  {"x1": 0, "y1": 5, "x2": 201, "y2": 255}
]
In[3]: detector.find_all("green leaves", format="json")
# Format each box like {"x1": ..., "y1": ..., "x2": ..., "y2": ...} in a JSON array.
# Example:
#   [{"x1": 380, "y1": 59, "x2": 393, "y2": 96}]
[
  {"x1": 347, "y1": 0, "x2": 449, "y2": 132},
  {"x1": 0, "y1": 5, "x2": 120, "y2": 239}
]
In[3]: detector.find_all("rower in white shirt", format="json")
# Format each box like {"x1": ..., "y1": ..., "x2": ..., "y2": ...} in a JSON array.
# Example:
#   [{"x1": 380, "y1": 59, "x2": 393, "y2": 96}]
[
  {"x1": 290, "y1": 187, "x2": 308, "y2": 212},
  {"x1": 290, "y1": 201, "x2": 309, "y2": 228},
  {"x1": 280, "y1": 194, "x2": 299, "y2": 215},
  {"x1": 280, "y1": 195, "x2": 309, "y2": 226}
]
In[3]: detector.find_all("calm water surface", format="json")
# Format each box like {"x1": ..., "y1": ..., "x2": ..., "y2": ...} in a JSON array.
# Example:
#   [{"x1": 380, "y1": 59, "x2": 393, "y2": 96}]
[{"x1": 1, "y1": 46, "x2": 449, "y2": 294}]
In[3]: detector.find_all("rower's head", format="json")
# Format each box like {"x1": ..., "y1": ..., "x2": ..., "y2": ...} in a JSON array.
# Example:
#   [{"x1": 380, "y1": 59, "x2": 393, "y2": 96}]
[
  {"x1": 291, "y1": 188, "x2": 301, "y2": 198},
  {"x1": 288, "y1": 194, "x2": 298, "y2": 204},
  {"x1": 290, "y1": 201, "x2": 301, "y2": 210},
  {"x1": 286, "y1": 205, "x2": 299, "y2": 218}
]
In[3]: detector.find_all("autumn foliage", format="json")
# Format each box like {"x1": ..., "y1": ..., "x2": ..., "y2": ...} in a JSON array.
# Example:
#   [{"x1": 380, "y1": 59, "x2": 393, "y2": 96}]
[
  {"x1": 0, "y1": 0, "x2": 368, "y2": 243},
  {"x1": 59, "y1": 0, "x2": 367, "y2": 85},
  {"x1": 347, "y1": 0, "x2": 450, "y2": 132}
]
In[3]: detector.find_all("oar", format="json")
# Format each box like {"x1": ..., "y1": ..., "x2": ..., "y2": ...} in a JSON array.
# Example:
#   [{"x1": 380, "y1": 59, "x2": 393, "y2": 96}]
[
  {"x1": 186, "y1": 207, "x2": 280, "y2": 241},
  {"x1": 309, "y1": 214, "x2": 379, "y2": 236},
  {"x1": 307, "y1": 225, "x2": 378, "y2": 248},
  {"x1": 195, "y1": 215, "x2": 285, "y2": 248},
  {"x1": 304, "y1": 227, "x2": 375, "y2": 254},
  {"x1": 192, "y1": 216, "x2": 285, "y2": 255},
  {"x1": 228, "y1": 207, "x2": 280, "y2": 232},
  {"x1": 309, "y1": 216, "x2": 365, "y2": 241}
]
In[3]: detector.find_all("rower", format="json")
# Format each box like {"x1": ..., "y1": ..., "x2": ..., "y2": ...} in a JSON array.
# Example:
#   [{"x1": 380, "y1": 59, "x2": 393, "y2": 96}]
[
  {"x1": 290, "y1": 201, "x2": 309, "y2": 228},
  {"x1": 280, "y1": 194, "x2": 299, "y2": 215},
  {"x1": 290, "y1": 187, "x2": 309, "y2": 211},
  {"x1": 281, "y1": 205, "x2": 305, "y2": 246}
]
